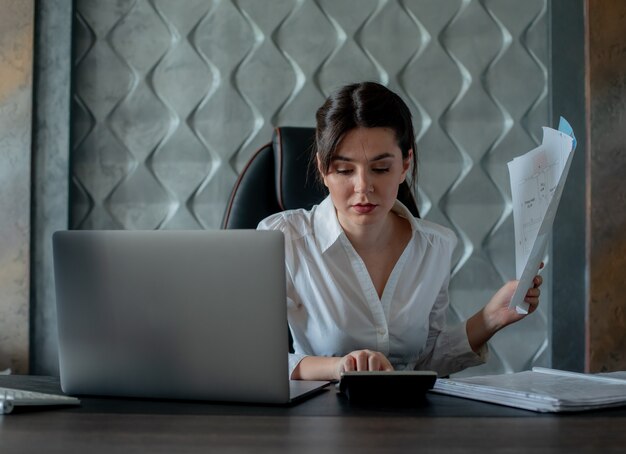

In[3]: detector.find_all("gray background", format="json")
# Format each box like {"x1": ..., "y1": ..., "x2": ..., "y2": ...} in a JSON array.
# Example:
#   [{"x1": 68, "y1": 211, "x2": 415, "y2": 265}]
[
  {"x1": 0, "y1": 0, "x2": 34, "y2": 374},
  {"x1": 11, "y1": 0, "x2": 618, "y2": 376},
  {"x1": 68, "y1": 0, "x2": 550, "y2": 377}
]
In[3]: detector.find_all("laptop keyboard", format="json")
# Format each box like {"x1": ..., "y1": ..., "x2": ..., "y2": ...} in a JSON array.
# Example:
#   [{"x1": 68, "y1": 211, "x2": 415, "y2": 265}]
[{"x1": 0, "y1": 387, "x2": 80, "y2": 414}]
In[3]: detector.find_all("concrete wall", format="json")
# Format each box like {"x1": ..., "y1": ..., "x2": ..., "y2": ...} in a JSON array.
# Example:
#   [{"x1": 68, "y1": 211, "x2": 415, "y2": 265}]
[
  {"x1": 587, "y1": 0, "x2": 626, "y2": 372},
  {"x1": 29, "y1": 0, "x2": 73, "y2": 375},
  {"x1": 0, "y1": 0, "x2": 34, "y2": 374}
]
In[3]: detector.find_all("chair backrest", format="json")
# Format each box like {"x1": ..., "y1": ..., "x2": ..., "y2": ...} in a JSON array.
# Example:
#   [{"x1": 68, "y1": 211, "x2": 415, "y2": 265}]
[{"x1": 222, "y1": 127, "x2": 419, "y2": 229}]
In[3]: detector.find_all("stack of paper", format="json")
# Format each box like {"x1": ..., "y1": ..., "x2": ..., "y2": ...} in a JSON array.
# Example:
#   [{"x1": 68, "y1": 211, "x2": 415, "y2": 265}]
[
  {"x1": 432, "y1": 368, "x2": 626, "y2": 412},
  {"x1": 507, "y1": 117, "x2": 577, "y2": 314}
]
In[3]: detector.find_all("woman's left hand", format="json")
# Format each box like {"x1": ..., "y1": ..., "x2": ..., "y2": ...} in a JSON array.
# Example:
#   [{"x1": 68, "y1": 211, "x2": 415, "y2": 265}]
[
  {"x1": 484, "y1": 274, "x2": 543, "y2": 333},
  {"x1": 466, "y1": 264, "x2": 543, "y2": 352}
]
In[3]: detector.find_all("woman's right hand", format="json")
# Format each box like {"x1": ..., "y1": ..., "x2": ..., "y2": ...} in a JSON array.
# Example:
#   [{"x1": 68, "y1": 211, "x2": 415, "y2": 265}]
[
  {"x1": 292, "y1": 350, "x2": 394, "y2": 381},
  {"x1": 335, "y1": 349, "x2": 394, "y2": 379}
]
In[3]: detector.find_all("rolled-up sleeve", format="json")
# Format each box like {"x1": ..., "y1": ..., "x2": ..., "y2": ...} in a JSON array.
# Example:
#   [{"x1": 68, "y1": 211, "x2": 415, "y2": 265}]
[
  {"x1": 288, "y1": 353, "x2": 307, "y2": 378},
  {"x1": 413, "y1": 273, "x2": 488, "y2": 377}
]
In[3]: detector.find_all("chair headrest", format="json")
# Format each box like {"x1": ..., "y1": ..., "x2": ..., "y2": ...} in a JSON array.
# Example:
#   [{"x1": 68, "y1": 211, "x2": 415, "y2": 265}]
[{"x1": 273, "y1": 127, "x2": 327, "y2": 211}]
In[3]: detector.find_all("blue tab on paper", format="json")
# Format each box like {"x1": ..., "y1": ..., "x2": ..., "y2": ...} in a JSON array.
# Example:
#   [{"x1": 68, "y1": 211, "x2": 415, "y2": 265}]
[{"x1": 558, "y1": 116, "x2": 577, "y2": 151}]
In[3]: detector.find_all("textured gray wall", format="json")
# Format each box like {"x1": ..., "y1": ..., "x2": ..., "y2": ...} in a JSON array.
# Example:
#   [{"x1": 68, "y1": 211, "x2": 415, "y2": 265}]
[
  {"x1": 30, "y1": 0, "x2": 73, "y2": 375},
  {"x1": 69, "y1": 0, "x2": 550, "y2": 375},
  {"x1": 0, "y1": 0, "x2": 34, "y2": 373}
]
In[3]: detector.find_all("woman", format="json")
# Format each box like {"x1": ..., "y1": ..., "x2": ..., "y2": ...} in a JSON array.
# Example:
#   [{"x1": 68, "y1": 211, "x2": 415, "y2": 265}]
[{"x1": 258, "y1": 82, "x2": 542, "y2": 381}]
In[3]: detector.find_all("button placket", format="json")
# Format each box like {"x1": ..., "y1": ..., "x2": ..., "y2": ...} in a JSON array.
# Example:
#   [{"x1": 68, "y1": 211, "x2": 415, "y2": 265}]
[
  {"x1": 339, "y1": 234, "x2": 390, "y2": 354},
  {"x1": 377, "y1": 234, "x2": 414, "y2": 356}
]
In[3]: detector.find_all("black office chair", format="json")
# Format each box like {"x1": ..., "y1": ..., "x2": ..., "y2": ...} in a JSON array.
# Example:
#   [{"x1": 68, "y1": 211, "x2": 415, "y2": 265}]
[{"x1": 222, "y1": 127, "x2": 419, "y2": 229}]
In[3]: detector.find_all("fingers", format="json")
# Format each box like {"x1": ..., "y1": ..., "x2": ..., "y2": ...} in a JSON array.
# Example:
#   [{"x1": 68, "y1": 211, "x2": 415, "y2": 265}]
[
  {"x1": 525, "y1": 287, "x2": 541, "y2": 298},
  {"x1": 342, "y1": 355, "x2": 355, "y2": 373},
  {"x1": 355, "y1": 351, "x2": 369, "y2": 371},
  {"x1": 367, "y1": 353, "x2": 380, "y2": 371},
  {"x1": 524, "y1": 281, "x2": 541, "y2": 313},
  {"x1": 369, "y1": 352, "x2": 394, "y2": 372},
  {"x1": 524, "y1": 289, "x2": 540, "y2": 304},
  {"x1": 342, "y1": 350, "x2": 394, "y2": 373},
  {"x1": 381, "y1": 355, "x2": 393, "y2": 371},
  {"x1": 525, "y1": 297, "x2": 540, "y2": 314}
]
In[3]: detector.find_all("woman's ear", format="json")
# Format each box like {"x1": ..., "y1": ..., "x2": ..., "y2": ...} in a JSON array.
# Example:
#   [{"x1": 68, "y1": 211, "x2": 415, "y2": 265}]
[
  {"x1": 316, "y1": 153, "x2": 329, "y2": 188},
  {"x1": 400, "y1": 149, "x2": 413, "y2": 183}
]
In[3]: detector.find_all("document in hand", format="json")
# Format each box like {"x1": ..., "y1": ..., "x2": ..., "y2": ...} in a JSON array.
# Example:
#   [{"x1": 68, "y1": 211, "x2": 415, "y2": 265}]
[
  {"x1": 431, "y1": 367, "x2": 626, "y2": 413},
  {"x1": 507, "y1": 117, "x2": 577, "y2": 314}
]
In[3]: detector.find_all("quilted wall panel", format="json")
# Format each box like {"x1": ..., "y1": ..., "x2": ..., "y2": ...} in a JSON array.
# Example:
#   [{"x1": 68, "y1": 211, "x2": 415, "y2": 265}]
[{"x1": 70, "y1": 0, "x2": 549, "y2": 375}]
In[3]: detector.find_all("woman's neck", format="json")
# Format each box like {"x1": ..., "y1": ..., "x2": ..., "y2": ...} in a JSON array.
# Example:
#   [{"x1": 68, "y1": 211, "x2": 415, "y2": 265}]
[{"x1": 339, "y1": 211, "x2": 399, "y2": 255}]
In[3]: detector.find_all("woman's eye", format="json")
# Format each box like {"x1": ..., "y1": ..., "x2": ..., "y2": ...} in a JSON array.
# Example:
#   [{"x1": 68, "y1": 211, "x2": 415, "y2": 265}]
[
  {"x1": 335, "y1": 169, "x2": 352, "y2": 175},
  {"x1": 373, "y1": 168, "x2": 390, "y2": 173}
]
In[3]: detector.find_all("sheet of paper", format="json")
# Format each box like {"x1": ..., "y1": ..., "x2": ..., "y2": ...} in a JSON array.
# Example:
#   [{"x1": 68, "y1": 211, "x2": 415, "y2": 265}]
[
  {"x1": 507, "y1": 118, "x2": 576, "y2": 313},
  {"x1": 432, "y1": 368, "x2": 626, "y2": 412}
]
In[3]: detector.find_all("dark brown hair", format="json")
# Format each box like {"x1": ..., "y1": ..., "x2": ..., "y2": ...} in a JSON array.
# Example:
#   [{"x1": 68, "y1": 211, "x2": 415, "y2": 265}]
[{"x1": 314, "y1": 82, "x2": 418, "y2": 208}]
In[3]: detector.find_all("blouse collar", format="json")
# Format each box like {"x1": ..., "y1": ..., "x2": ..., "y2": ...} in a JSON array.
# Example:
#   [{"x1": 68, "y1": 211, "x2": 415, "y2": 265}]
[{"x1": 313, "y1": 195, "x2": 419, "y2": 254}]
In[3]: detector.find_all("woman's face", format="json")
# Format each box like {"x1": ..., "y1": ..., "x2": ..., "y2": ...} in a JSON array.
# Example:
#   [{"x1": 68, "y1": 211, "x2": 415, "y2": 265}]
[{"x1": 318, "y1": 127, "x2": 412, "y2": 231}]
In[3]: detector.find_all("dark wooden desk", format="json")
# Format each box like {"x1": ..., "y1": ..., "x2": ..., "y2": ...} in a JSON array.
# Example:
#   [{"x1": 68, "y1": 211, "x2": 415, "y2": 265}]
[{"x1": 1, "y1": 376, "x2": 625, "y2": 453}]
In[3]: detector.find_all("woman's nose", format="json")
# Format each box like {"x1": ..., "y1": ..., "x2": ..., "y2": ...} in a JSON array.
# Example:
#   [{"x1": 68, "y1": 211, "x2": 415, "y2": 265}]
[{"x1": 354, "y1": 170, "x2": 372, "y2": 194}]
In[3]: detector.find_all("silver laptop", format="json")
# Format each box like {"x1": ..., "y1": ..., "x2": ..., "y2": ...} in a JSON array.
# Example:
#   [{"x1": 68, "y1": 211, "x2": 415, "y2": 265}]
[{"x1": 53, "y1": 230, "x2": 329, "y2": 404}]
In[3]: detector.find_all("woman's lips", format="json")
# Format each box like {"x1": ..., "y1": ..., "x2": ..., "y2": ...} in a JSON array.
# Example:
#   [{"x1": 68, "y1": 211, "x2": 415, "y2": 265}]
[{"x1": 352, "y1": 203, "x2": 377, "y2": 214}]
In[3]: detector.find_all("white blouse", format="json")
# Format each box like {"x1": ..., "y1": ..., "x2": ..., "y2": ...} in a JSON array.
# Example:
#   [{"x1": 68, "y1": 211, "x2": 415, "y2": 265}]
[{"x1": 258, "y1": 195, "x2": 486, "y2": 377}]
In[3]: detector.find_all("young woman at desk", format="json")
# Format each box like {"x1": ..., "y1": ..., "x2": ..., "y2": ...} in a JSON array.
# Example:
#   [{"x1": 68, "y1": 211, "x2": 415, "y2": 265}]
[{"x1": 258, "y1": 82, "x2": 543, "y2": 381}]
